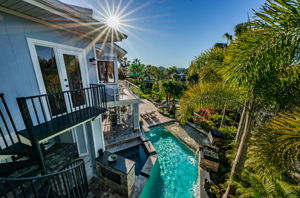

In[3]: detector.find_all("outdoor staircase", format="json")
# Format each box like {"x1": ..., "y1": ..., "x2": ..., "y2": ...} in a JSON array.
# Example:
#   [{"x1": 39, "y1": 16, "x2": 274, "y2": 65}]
[
  {"x1": 0, "y1": 93, "x2": 39, "y2": 178},
  {"x1": 0, "y1": 159, "x2": 89, "y2": 198},
  {"x1": 0, "y1": 93, "x2": 90, "y2": 197}
]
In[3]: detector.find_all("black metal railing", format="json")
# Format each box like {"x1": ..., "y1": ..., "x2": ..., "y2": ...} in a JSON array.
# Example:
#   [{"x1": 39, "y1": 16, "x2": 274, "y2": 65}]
[
  {"x1": 0, "y1": 93, "x2": 22, "y2": 150},
  {"x1": 0, "y1": 159, "x2": 89, "y2": 198},
  {"x1": 17, "y1": 85, "x2": 107, "y2": 141}
]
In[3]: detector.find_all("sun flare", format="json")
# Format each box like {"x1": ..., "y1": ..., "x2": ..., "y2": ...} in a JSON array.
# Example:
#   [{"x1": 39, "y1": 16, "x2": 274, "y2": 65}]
[{"x1": 106, "y1": 15, "x2": 120, "y2": 29}]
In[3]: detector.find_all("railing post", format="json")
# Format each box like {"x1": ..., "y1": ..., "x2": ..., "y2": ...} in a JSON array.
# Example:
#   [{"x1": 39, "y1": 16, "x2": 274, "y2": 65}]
[
  {"x1": 17, "y1": 98, "x2": 47, "y2": 174},
  {"x1": 0, "y1": 94, "x2": 20, "y2": 143}
]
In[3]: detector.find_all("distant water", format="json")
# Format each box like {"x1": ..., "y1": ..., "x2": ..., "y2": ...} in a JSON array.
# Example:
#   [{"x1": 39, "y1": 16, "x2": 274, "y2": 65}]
[{"x1": 140, "y1": 126, "x2": 199, "y2": 198}]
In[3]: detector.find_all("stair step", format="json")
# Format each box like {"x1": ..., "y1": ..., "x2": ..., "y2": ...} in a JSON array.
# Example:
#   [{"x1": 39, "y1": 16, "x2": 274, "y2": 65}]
[
  {"x1": 0, "y1": 142, "x2": 32, "y2": 155},
  {"x1": 0, "y1": 159, "x2": 38, "y2": 177}
]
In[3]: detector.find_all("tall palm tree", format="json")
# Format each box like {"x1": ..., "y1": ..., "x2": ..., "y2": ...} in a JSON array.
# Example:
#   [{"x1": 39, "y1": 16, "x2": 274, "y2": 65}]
[
  {"x1": 187, "y1": 46, "x2": 225, "y2": 85},
  {"x1": 223, "y1": 0, "x2": 300, "y2": 196},
  {"x1": 223, "y1": 33, "x2": 233, "y2": 45},
  {"x1": 250, "y1": 108, "x2": 300, "y2": 178},
  {"x1": 231, "y1": 108, "x2": 300, "y2": 198}
]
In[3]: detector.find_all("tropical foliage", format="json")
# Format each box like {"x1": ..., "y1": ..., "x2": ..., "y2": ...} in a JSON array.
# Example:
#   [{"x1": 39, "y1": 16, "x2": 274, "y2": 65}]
[
  {"x1": 250, "y1": 108, "x2": 300, "y2": 178},
  {"x1": 178, "y1": 0, "x2": 300, "y2": 197}
]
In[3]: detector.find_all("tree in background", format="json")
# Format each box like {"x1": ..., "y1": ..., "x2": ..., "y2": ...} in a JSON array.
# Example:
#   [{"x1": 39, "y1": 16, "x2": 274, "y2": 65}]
[
  {"x1": 187, "y1": 46, "x2": 225, "y2": 85},
  {"x1": 119, "y1": 57, "x2": 130, "y2": 75},
  {"x1": 223, "y1": 33, "x2": 233, "y2": 45},
  {"x1": 129, "y1": 59, "x2": 145, "y2": 79},
  {"x1": 118, "y1": 67, "x2": 126, "y2": 80},
  {"x1": 162, "y1": 80, "x2": 187, "y2": 111}
]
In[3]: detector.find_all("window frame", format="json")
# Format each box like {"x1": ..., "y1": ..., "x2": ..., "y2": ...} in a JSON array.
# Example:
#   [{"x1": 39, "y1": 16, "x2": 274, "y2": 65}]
[{"x1": 97, "y1": 60, "x2": 116, "y2": 83}]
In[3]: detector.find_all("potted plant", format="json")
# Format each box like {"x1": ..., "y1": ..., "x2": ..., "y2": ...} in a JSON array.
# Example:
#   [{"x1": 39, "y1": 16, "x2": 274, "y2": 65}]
[
  {"x1": 108, "y1": 153, "x2": 118, "y2": 163},
  {"x1": 110, "y1": 113, "x2": 118, "y2": 126}
]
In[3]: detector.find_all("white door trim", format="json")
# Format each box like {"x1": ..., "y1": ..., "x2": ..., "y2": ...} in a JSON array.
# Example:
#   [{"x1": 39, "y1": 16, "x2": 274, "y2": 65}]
[
  {"x1": 73, "y1": 124, "x2": 89, "y2": 156},
  {"x1": 27, "y1": 37, "x2": 89, "y2": 95}
]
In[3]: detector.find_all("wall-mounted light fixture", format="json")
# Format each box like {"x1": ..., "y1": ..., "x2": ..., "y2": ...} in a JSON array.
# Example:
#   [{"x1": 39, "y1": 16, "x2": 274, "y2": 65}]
[{"x1": 89, "y1": 57, "x2": 97, "y2": 66}]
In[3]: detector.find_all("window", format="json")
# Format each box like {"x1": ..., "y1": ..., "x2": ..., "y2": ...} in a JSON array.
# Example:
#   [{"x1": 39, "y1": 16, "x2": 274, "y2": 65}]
[{"x1": 98, "y1": 61, "x2": 115, "y2": 83}]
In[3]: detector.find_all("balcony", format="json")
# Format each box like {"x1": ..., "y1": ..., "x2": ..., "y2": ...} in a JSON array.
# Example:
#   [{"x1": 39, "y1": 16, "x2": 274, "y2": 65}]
[
  {"x1": 18, "y1": 85, "x2": 107, "y2": 142},
  {"x1": 119, "y1": 80, "x2": 140, "y2": 100}
]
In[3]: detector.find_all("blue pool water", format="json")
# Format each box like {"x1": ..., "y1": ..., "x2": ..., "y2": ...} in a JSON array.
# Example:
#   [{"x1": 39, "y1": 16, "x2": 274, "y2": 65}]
[
  {"x1": 140, "y1": 126, "x2": 199, "y2": 198},
  {"x1": 116, "y1": 144, "x2": 148, "y2": 175}
]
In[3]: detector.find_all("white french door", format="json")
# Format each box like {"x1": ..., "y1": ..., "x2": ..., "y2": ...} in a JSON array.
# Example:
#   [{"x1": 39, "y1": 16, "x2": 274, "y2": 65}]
[
  {"x1": 56, "y1": 49, "x2": 88, "y2": 112},
  {"x1": 28, "y1": 38, "x2": 88, "y2": 117}
]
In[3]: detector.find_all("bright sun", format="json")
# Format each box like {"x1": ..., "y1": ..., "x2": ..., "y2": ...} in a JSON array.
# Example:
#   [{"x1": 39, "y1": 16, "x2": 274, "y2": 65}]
[{"x1": 106, "y1": 16, "x2": 120, "y2": 29}]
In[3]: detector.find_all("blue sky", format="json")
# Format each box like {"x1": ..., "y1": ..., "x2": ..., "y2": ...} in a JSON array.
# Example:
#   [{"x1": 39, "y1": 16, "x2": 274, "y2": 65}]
[{"x1": 62, "y1": 0, "x2": 264, "y2": 68}]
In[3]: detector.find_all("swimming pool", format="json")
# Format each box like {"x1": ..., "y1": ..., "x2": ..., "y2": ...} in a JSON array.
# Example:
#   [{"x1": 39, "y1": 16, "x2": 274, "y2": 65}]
[{"x1": 140, "y1": 126, "x2": 199, "y2": 198}]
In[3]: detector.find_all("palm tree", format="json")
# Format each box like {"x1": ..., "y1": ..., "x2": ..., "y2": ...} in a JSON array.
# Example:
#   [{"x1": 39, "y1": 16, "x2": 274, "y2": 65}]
[
  {"x1": 250, "y1": 108, "x2": 300, "y2": 178},
  {"x1": 223, "y1": 33, "x2": 233, "y2": 45},
  {"x1": 180, "y1": 1, "x2": 300, "y2": 196},
  {"x1": 223, "y1": 0, "x2": 300, "y2": 195},
  {"x1": 232, "y1": 169, "x2": 300, "y2": 198},
  {"x1": 231, "y1": 108, "x2": 300, "y2": 198},
  {"x1": 177, "y1": 82, "x2": 244, "y2": 123},
  {"x1": 187, "y1": 46, "x2": 225, "y2": 85}
]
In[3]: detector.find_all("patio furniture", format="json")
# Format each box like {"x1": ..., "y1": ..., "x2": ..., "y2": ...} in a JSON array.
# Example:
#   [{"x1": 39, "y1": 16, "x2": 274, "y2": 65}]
[
  {"x1": 141, "y1": 112, "x2": 150, "y2": 120},
  {"x1": 148, "y1": 111, "x2": 157, "y2": 118}
]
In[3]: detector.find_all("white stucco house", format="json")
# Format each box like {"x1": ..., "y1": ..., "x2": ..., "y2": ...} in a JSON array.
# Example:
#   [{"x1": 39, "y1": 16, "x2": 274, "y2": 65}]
[{"x1": 0, "y1": 1, "x2": 142, "y2": 197}]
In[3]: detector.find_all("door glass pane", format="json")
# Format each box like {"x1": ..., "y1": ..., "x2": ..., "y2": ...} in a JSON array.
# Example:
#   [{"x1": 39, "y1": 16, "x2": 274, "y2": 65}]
[
  {"x1": 98, "y1": 61, "x2": 115, "y2": 83},
  {"x1": 35, "y1": 45, "x2": 67, "y2": 116},
  {"x1": 76, "y1": 125, "x2": 87, "y2": 155},
  {"x1": 63, "y1": 54, "x2": 85, "y2": 107}
]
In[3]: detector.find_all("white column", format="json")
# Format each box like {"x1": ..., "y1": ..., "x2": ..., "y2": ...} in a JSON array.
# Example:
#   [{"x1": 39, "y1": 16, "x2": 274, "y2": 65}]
[
  {"x1": 133, "y1": 103, "x2": 140, "y2": 130},
  {"x1": 91, "y1": 116, "x2": 105, "y2": 158},
  {"x1": 117, "y1": 106, "x2": 121, "y2": 124}
]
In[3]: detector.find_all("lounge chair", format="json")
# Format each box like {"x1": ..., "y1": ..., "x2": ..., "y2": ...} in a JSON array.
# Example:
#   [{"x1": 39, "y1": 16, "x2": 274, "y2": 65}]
[
  {"x1": 148, "y1": 111, "x2": 157, "y2": 118},
  {"x1": 141, "y1": 112, "x2": 150, "y2": 120}
]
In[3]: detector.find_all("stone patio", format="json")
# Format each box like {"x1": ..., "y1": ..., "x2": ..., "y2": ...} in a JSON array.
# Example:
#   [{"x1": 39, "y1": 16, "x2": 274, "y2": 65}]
[{"x1": 103, "y1": 111, "x2": 139, "y2": 146}]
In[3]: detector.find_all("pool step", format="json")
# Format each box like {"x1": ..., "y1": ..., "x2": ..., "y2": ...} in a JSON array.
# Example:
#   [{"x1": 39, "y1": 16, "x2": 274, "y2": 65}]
[{"x1": 106, "y1": 136, "x2": 142, "y2": 153}]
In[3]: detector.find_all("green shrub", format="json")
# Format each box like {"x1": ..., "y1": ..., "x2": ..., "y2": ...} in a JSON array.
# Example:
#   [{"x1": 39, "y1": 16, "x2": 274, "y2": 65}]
[
  {"x1": 210, "y1": 114, "x2": 235, "y2": 128},
  {"x1": 140, "y1": 93, "x2": 151, "y2": 99},
  {"x1": 210, "y1": 114, "x2": 222, "y2": 127},
  {"x1": 126, "y1": 78, "x2": 140, "y2": 85},
  {"x1": 196, "y1": 120, "x2": 215, "y2": 131},
  {"x1": 219, "y1": 126, "x2": 237, "y2": 143}
]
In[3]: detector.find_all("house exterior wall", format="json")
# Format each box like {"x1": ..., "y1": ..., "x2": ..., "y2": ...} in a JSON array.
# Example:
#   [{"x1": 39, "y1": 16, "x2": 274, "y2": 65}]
[{"x1": 0, "y1": 11, "x2": 97, "y2": 131}]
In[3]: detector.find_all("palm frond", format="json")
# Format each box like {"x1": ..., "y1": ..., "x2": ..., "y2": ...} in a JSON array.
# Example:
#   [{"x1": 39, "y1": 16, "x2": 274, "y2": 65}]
[
  {"x1": 250, "y1": 108, "x2": 300, "y2": 178},
  {"x1": 177, "y1": 82, "x2": 244, "y2": 123}
]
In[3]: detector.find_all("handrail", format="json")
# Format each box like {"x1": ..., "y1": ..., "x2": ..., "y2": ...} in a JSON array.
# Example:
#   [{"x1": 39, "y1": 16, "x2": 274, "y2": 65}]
[
  {"x1": 121, "y1": 80, "x2": 140, "y2": 98},
  {"x1": 17, "y1": 85, "x2": 107, "y2": 141},
  {"x1": 0, "y1": 159, "x2": 89, "y2": 198},
  {"x1": 0, "y1": 93, "x2": 22, "y2": 150},
  {"x1": 20, "y1": 85, "x2": 106, "y2": 100},
  {"x1": 0, "y1": 159, "x2": 83, "y2": 181}
]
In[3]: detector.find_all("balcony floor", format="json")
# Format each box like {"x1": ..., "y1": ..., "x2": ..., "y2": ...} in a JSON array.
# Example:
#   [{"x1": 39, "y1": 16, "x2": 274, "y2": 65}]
[
  {"x1": 19, "y1": 107, "x2": 106, "y2": 142},
  {"x1": 119, "y1": 88, "x2": 138, "y2": 101},
  {"x1": 103, "y1": 113, "x2": 140, "y2": 147}
]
